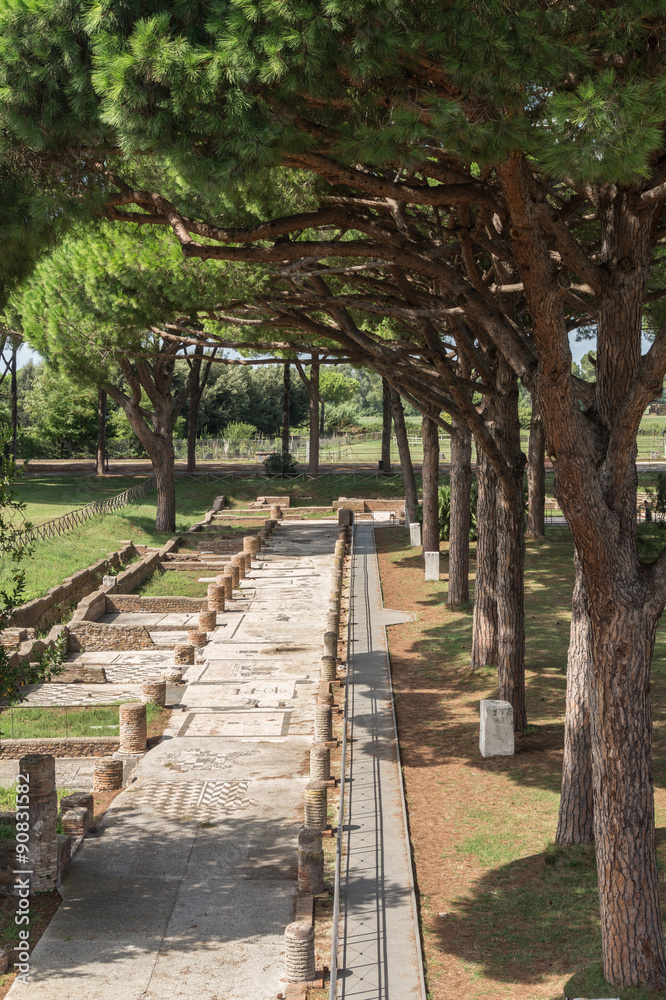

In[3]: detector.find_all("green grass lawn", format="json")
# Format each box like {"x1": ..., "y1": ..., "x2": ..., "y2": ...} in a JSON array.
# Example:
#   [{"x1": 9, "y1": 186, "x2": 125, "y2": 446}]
[
  {"x1": 0, "y1": 703, "x2": 163, "y2": 739},
  {"x1": 1, "y1": 478, "x2": 220, "y2": 602},
  {"x1": 138, "y1": 569, "x2": 210, "y2": 598},
  {"x1": 9, "y1": 475, "x2": 154, "y2": 527}
]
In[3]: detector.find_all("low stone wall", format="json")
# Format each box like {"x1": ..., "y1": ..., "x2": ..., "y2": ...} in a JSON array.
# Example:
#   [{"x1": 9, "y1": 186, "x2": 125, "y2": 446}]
[
  {"x1": 0, "y1": 737, "x2": 119, "y2": 758},
  {"x1": 332, "y1": 498, "x2": 405, "y2": 512},
  {"x1": 9, "y1": 543, "x2": 136, "y2": 631},
  {"x1": 68, "y1": 622, "x2": 155, "y2": 652},
  {"x1": 9, "y1": 623, "x2": 69, "y2": 672},
  {"x1": 70, "y1": 538, "x2": 181, "y2": 624},
  {"x1": 106, "y1": 595, "x2": 207, "y2": 613}
]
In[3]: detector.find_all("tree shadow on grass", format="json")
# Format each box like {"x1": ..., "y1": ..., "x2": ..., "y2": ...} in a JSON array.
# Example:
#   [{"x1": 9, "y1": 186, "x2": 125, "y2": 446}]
[
  {"x1": 428, "y1": 841, "x2": 602, "y2": 990},
  {"x1": 429, "y1": 831, "x2": 666, "y2": 1000}
]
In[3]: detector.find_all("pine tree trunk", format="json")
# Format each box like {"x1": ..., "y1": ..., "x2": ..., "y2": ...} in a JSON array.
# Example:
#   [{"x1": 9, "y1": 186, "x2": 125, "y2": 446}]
[
  {"x1": 391, "y1": 388, "x2": 418, "y2": 521},
  {"x1": 590, "y1": 603, "x2": 666, "y2": 986},
  {"x1": 421, "y1": 416, "x2": 440, "y2": 553},
  {"x1": 153, "y1": 436, "x2": 177, "y2": 533},
  {"x1": 381, "y1": 377, "x2": 392, "y2": 473},
  {"x1": 556, "y1": 549, "x2": 593, "y2": 845},
  {"x1": 282, "y1": 363, "x2": 290, "y2": 456},
  {"x1": 187, "y1": 391, "x2": 199, "y2": 474},
  {"x1": 96, "y1": 387, "x2": 106, "y2": 476},
  {"x1": 10, "y1": 340, "x2": 18, "y2": 460},
  {"x1": 471, "y1": 446, "x2": 498, "y2": 669},
  {"x1": 309, "y1": 357, "x2": 320, "y2": 474},
  {"x1": 495, "y1": 359, "x2": 526, "y2": 730},
  {"x1": 448, "y1": 420, "x2": 471, "y2": 605},
  {"x1": 527, "y1": 396, "x2": 545, "y2": 537}
]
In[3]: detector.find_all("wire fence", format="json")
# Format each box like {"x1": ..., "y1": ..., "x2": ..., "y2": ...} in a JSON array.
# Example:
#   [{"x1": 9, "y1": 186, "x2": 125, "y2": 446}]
[{"x1": 2, "y1": 476, "x2": 157, "y2": 554}]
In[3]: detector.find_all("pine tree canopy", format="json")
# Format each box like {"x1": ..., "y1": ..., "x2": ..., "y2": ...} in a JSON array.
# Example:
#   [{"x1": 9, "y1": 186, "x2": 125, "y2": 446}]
[{"x1": 1, "y1": 1, "x2": 666, "y2": 187}]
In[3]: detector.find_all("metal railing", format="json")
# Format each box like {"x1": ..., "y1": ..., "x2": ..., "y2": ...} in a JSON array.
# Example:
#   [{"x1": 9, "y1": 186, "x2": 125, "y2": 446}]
[
  {"x1": 330, "y1": 518, "x2": 354, "y2": 999},
  {"x1": 3, "y1": 476, "x2": 157, "y2": 553}
]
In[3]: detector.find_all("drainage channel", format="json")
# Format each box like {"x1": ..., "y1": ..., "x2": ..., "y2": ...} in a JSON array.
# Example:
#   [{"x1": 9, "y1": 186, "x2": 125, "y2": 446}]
[{"x1": 330, "y1": 521, "x2": 425, "y2": 1000}]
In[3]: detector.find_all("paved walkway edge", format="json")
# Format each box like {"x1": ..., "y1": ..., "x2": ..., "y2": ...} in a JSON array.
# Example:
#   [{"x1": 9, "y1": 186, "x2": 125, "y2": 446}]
[
  {"x1": 368, "y1": 527, "x2": 427, "y2": 1000},
  {"x1": 338, "y1": 523, "x2": 426, "y2": 1000}
]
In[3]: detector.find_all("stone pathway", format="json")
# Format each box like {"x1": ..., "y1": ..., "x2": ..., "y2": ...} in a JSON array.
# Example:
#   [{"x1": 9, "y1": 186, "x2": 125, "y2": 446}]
[
  {"x1": 338, "y1": 523, "x2": 425, "y2": 1000},
  {"x1": 8, "y1": 521, "x2": 337, "y2": 1000}
]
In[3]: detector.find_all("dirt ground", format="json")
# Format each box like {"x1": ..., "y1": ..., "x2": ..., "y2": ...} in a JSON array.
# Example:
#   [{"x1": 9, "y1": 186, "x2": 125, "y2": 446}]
[{"x1": 374, "y1": 526, "x2": 608, "y2": 1000}]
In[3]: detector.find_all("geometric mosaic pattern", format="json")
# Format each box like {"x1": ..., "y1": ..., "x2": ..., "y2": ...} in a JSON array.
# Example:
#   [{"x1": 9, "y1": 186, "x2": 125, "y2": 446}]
[
  {"x1": 127, "y1": 779, "x2": 254, "y2": 821},
  {"x1": 20, "y1": 683, "x2": 140, "y2": 706},
  {"x1": 104, "y1": 663, "x2": 174, "y2": 684},
  {"x1": 158, "y1": 748, "x2": 260, "y2": 771}
]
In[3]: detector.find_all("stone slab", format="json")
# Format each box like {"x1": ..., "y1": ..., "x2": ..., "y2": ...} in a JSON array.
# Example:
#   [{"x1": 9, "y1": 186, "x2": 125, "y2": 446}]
[
  {"x1": 479, "y1": 699, "x2": 515, "y2": 757},
  {"x1": 178, "y1": 709, "x2": 292, "y2": 739}
]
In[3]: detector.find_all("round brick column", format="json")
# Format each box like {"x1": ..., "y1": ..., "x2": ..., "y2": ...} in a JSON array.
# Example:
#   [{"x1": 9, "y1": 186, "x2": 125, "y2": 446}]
[
  {"x1": 141, "y1": 679, "x2": 166, "y2": 706},
  {"x1": 284, "y1": 921, "x2": 315, "y2": 983},
  {"x1": 314, "y1": 704, "x2": 333, "y2": 743},
  {"x1": 270, "y1": 504, "x2": 283, "y2": 520},
  {"x1": 118, "y1": 703, "x2": 147, "y2": 754},
  {"x1": 198, "y1": 610, "x2": 217, "y2": 632},
  {"x1": 229, "y1": 563, "x2": 240, "y2": 588},
  {"x1": 243, "y1": 535, "x2": 259, "y2": 556},
  {"x1": 325, "y1": 611, "x2": 339, "y2": 634},
  {"x1": 93, "y1": 758, "x2": 123, "y2": 791},
  {"x1": 320, "y1": 656, "x2": 337, "y2": 682},
  {"x1": 231, "y1": 554, "x2": 245, "y2": 579},
  {"x1": 173, "y1": 643, "x2": 195, "y2": 665},
  {"x1": 297, "y1": 827, "x2": 325, "y2": 895},
  {"x1": 188, "y1": 629, "x2": 208, "y2": 648},
  {"x1": 304, "y1": 780, "x2": 328, "y2": 831},
  {"x1": 323, "y1": 631, "x2": 337, "y2": 658},
  {"x1": 310, "y1": 744, "x2": 331, "y2": 782},
  {"x1": 207, "y1": 585, "x2": 225, "y2": 612},
  {"x1": 19, "y1": 753, "x2": 57, "y2": 894}
]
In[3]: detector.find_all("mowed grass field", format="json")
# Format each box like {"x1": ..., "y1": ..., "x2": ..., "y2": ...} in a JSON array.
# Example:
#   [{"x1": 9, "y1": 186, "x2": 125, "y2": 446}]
[
  {"x1": 376, "y1": 523, "x2": 666, "y2": 1000},
  {"x1": 1, "y1": 477, "x2": 219, "y2": 602}
]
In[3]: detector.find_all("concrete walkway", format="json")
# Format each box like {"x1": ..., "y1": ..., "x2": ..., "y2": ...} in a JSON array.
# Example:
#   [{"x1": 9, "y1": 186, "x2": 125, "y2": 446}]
[
  {"x1": 10, "y1": 522, "x2": 337, "y2": 1000},
  {"x1": 338, "y1": 524, "x2": 425, "y2": 1000}
]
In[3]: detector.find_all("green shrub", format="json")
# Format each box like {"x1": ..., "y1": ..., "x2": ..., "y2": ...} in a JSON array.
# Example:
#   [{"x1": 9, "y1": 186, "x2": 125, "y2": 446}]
[
  {"x1": 263, "y1": 451, "x2": 299, "y2": 476},
  {"x1": 223, "y1": 421, "x2": 257, "y2": 440}
]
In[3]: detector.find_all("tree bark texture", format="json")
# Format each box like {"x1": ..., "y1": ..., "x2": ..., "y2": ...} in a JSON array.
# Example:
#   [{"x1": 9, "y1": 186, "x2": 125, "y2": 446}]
[
  {"x1": 471, "y1": 445, "x2": 498, "y2": 669},
  {"x1": 590, "y1": 602, "x2": 664, "y2": 986},
  {"x1": 308, "y1": 357, "x2": 320, "y2": 474},
  {"x1": 111, "y1": 391, "x2": 178, "y2": 532},
  {"x1": 526, "y1": 396, "x2": 545, "y2": 537},
  {"x1": 381, "y1": 377, "x2": 392, "y2": 473},
  {"x1": 186, "y1": 348, "x2": 215, "y2": 475},
  {"x1": 104, "y1": 349, "x2": 198, "y2": 534},
  {"x1": 282, "y1": 362, "x2": 290, "y2": 455},
  {"x1": 499, "y1": 166, "x2": 666, "y2": 985},
  {"x1": 448, "y1": 420, "x2": 471, "y2": 604},
  {"x1": 495, "y1": 359, "x2": 526, "y2": 730},
  {"x1": 391, "y1": 388, "x2": 418, "y2": 522},
  {"x1": 187, "y1": 398, "x2": 197, "y2": 474},
  {"x1": 10, "y1": 340, "x2": 18, "y2": 461},
  {"x1": 421, "y1": 415, "x2": 440, "y2": 553},
  {"x1": 556, "y1": 549, "x2": 593, "y2": 845},
  {"x1": 96, "y1": 387, "x2": 106, "y2": 476}
]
